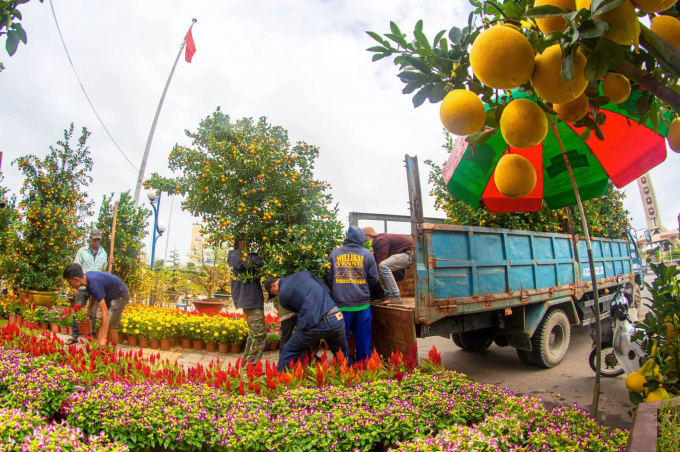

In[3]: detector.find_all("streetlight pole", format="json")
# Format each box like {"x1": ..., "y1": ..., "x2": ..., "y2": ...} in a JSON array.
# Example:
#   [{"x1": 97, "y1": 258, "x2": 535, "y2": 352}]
[{"x1": 147, "y1": 190, "x2": 167, "y2": 269}]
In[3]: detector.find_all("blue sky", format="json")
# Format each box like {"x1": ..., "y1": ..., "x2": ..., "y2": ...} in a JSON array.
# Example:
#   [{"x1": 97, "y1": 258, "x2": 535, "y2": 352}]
[{"x1": 1, "y1": 0, "x2": 677, "y2": 261}]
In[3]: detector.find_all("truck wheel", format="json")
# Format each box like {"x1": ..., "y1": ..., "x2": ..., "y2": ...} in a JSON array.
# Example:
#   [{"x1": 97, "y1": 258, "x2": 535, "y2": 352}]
[
  {"x1": 517, "y1": 349, "x2": 536, "y2": 365},
  {"x1": 457, "y1": 328, "x2": 494, "y2": 352},
  {"x1": 451, "y1": 333, "x2": 464, "y2": 349},
  {"x1": 530, "y1": 308, "x2": 570, "y2": 368},
  {"x1": 493, "y1": 332, "x2": 509, "y2": 347}
]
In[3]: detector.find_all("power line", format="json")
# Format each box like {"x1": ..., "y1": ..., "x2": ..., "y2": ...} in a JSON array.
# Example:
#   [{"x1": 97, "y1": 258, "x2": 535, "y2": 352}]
[{"x1": 48, "y1": 0, "x2": 139, "y2": 173}]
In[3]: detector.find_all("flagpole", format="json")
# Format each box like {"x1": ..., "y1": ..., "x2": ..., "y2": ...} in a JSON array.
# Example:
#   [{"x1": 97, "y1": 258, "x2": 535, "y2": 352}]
[{"x1": 133, "y1": 18, "x2": 197, "y2": 207}]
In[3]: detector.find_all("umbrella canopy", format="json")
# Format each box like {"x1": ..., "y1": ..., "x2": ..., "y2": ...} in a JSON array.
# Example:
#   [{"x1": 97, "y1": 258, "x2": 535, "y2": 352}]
[{"x1": 443, "y1": 89, "x2": 672, "y2": 213}]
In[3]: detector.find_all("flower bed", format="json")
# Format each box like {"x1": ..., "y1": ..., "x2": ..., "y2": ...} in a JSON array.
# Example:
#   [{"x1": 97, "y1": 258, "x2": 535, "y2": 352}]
[{"x1": 0, "y1": 323, "x2": 628, "y2": 451}]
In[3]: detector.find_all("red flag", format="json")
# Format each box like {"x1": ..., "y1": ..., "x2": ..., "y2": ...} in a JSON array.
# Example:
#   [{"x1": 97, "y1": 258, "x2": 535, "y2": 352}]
[{"x1": 184, "y1": 28, "x2": 196, "y2": 63}]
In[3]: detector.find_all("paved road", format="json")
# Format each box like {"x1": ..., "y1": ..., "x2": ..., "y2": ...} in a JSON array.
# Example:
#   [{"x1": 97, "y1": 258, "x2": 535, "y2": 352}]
[{"x1": 416, "y1": 274, "x2": 655, "y2": 430}]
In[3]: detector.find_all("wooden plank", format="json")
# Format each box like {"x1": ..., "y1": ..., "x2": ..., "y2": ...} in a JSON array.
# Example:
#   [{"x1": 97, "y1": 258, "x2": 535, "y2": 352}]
[{"x1": 370, "y1": 303, "x2": 416, "y2": 359}]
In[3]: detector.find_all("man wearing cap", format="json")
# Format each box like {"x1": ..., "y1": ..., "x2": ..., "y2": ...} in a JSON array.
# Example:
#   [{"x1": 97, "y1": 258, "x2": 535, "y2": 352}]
[
  {"x1": 264, "y1": 271, "x2": 349, "y2": 372},
  {"x1": 67, "y1": 229, "x2": 113, "y2": 345},
  {"x1": 363, "y1": 227, "x2": 413, "y2": 305}
]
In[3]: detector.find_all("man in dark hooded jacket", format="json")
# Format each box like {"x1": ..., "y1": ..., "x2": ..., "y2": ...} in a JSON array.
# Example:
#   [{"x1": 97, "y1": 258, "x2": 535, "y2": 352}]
[
  {"x1": 325, "y1": 226, "x2": 378, "y2": 363},
  {"x1": 228, "y1": 240, "x2": 266, "y2": 363},
  {"x1": 264, "y1": 271, "x2": 349, "y2": 372}
]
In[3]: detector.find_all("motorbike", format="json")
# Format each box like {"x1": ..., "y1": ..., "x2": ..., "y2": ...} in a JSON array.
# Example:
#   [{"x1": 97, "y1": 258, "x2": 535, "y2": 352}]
[{"x1": 588, "y1": 273, "x2": 648, "y2": 377}]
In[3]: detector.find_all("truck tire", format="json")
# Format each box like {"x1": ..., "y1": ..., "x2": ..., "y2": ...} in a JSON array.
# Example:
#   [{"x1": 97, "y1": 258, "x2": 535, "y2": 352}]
[
  {"x1": 530, "y1": 308, "x2": 571, "y2": 368},
  {"x1": 456, "y1": 328, "x2": 494, "y2": 352},
  {"x1": 451, "y1": 333, "x2": 464, "y2": 349},
  {"x1": 516, "y1": 349, "x2": 536, "y2": 365}
]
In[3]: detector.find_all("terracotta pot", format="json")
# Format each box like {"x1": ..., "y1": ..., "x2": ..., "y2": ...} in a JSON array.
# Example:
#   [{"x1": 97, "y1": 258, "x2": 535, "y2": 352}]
[
  {"x1": 50, "y1": 323, "x2": 60, "y2": 333},
  {"x1": 173, "y1": 337, "x2": 180, "y2": 346},
  {"x1": 181, "y1": 339, "x2": 191, "y2": 349},
  {"x1": 40, "y1": 323, "x2": 49, "y2": 331},
  {"x1": 269, "y1": 341, "x2": 279, "y2": 351},
  {"x1": 191, "y1": 300, "x2": 226, "y2": 312},
  {"x1": 68, "y1": 326, "x2": 72, "y2": 336},
  {"x1": 16, "y1": 317, "x2": 23, "y2": 327},
  {"x1": 218, "y1": 343, "x2": 229, "y2": 353},
  {"x1": 8, "y1": 314, "x2": 16, "y2": 324},
  {"x1": 192, "y1": 340, "x2": 204, "y2": 351},
  {"x1": 19, "y1": 289, "x2": 59, "y2": 308},
  {"x1": 60, "y1": 326, "x2": 69, "y2": 335},
  {"x1": 128, "y1": 336, "x2": 139, "y2": 347},
  {"x1": 77, "y1": 320, "x2": 92, "y2": 335},
  {"x1": 139, "y1": 337, "x2": 149, "y2": 348},
  {"x1": 206, "y1": 342, "x2": 217, "y2": 352},
  {"x1": 160, "y1": 339, "x2": 171, "y2": 350},
  {"x1": 150, "y1": 339, "x2": 160, "y2": 349},
  {"x1": 230, "y1": 343, "x2": 243, "y2": 354},
  {"x1": 118, "y1": 333, "x2": 127, "y2": 343}
]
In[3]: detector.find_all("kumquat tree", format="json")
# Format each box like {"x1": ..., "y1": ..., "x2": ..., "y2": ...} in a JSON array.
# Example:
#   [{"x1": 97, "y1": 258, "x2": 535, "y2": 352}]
[
  {"x1": 146, "y1": 110, "x2": 344, "y2": 280},
  {"x1": 5, "y1": 124, "x2": 94, "y2": 291}
]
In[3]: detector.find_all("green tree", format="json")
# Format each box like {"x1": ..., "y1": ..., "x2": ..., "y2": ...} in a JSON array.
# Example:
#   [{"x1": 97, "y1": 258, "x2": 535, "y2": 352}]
[
  {"x1": 7, "y1": 124, "x2": 94, "y2": 290},
  {"x1": 146, "y1": 109, "x2": 344, "y2": 279},
  {"x1": 0, "y1": 172, "x2": 18, "y2": 283},
  {"x1": 427, "y1": 132, "x2": 632, "y2": 238},
  {"x1": 1, "y1": 0, "x2": 44, "y2": 72},
  {"x1": 95, "y1": 190, "x2": 150, "y2": 296}
]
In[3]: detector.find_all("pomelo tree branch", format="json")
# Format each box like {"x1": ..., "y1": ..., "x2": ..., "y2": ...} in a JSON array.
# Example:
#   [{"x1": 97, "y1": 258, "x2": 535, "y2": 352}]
[
  {"x1": 639, "y1": 24, "x2": 680, "y2": 80},
  {"x1": 617, "y1": 60, "x2": 680, "y2": 112}
]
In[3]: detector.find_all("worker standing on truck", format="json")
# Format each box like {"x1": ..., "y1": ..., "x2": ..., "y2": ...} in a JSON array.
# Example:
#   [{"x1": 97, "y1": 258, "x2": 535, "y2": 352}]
[
  {"x1": 264, "y1": 271, "x2": 349, "y2": 372},
  {"x1": 362, "y1": 227, "x2": 413, "y2": 305},
  {"x1": 325, "y1": 226, "x2": 379, "y2": 363},
  {"x1": 228, "y1": 239, "x2": 267, "y2": 364}
]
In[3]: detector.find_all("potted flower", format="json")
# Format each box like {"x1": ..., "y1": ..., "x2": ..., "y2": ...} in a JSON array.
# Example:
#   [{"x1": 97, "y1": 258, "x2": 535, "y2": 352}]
[
  {"x1": 229, "y1": 321, "x2": 247, "y2": 354},
  {"x1": 47, "y1": 307, "x2": 62, "y2": 333},
  {"x1": 191, "y1": 325, "x2": 204, "y2": 351},
  {"x1": 203, "y1": 321, "x2": 220, "y2": 352},
  {"x1": 72, "y1": 305, "x2": 92, "y2": 335},
  {"x1": 126, "y1": 318, "x2": 140, "y2": 347},
  {"x1": 217, "y1": 325, "x2": 230, "y2": 353},
  {"x1": 6, "y1": 295, "x2": 19, "y2": 324},
  {"x1": 179, "y1": 320, "x2": 193, "y2": 349},
  {"x1": 267, "y1": 328, "x2": 281, "y2": 351},
  {"x1": 188, "y1": 247, "x2": 232, "y2": 312},
  {"x1": 7, "y1": 127, "x2": 93, "y2": 308},
  {"x1": 148, "y1": 318, "x2": 162, "y2": 349},
  {"x1": 58, "y1": 308, "x2": 72, "y2": 335},
  {"x1": 35, "y1": 306, "x2": 49, "y2": 330}
]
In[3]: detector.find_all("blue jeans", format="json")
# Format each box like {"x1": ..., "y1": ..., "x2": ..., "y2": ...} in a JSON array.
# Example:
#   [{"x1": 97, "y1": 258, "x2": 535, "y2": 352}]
[
  {"x1": 343, "y1": 307, "x2": 372, "y2": 363},
  {"x1": 277, "y1": 312, "x2": 349, "y2": 372},
  {"x1": 378, "y1": 252, "x2": 413, "y2": 300},
  {"x1": 72, "y1": 288, "x2": 97, "y2": 339}
]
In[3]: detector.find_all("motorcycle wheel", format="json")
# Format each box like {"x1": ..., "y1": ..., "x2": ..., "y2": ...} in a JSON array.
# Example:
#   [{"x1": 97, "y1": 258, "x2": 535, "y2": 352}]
[{"x1": 589, "y1": 343, "x2": 625, "y2": 377}]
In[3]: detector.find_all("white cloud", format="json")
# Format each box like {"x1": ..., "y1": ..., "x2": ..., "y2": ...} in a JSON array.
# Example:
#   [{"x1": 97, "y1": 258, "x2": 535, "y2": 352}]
[{"x1": 1, "y1": 0, "x2": 676, "y2": 266}]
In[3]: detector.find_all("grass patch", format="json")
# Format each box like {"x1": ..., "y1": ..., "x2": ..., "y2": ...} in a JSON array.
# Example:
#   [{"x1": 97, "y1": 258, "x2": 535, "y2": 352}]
[{"x1": 658, "y1": 403, "x2": 680, "y2": 452}]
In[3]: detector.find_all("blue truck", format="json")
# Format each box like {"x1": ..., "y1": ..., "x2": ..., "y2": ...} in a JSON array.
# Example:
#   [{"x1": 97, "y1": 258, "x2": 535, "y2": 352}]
[{"x1": 351, "y1": 155, "x2": 643, "y2": 368}]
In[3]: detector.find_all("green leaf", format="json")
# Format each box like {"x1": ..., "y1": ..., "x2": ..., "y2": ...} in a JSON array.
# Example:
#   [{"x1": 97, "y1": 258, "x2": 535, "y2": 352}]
[
  {"x1": 12, "y1": 9, "x2": 22, "y2": 21},
  {"x1": 13, "y1": 23, "x2": 26, "y2": 44},
  {"x1": 412, "y1": 83, "x2": 433, "y2": 108},
  {"x1": 385, "y1": 33, "x2": 409, "y2": 48},
  {"x1": 404, "y1": 56, "x2": 432, "y2": 74},
  {"x1": 390, "y1": 21, "x2": 402, "y2": 36},
  {"x1": 594, "y1": 123, "x2": 605, "y2": 140},
  {"x1": 5, "y1": 29, "x2": 19, "y2": 56},
  {"x1": 429, "y1": 82, "x2": 448, "y2": 103},
  {"x1": 590, "y1": 96, "x2": 610, "y2": 108},
  {"x1": 485, "y1": 109, "x2": 500, "y2": 128},
  {"x1": 578, "y1": 19, "x2": 610, "y2": 39},
  {"x1": 449, "y1": 27, "x2": 462, "y2": 44},
  {"x1": 495, "y1": 104, "x2": 506, "y2": 122},
  {"x1": 372, "y1": 53, "x2": 387, "y2": 62},
  {"x1": 432, "y1": 30, "x2": 446, "y2": 49},
  {"x1": 584, "y1": 51, "x2": 609, "y2": 82},
  {"x1": 591, "y1": 0, "x2": 626, "y2": 15},
  {"x1": 366, "y1": 31, "x2": 386, "y2": 46},
  {"x1": 561, "y1": 47, "x2": 574, "y2": 82},
  {"x1": 580, "y1": 128, "x2": 591, "y2": 140},
  {"x1": 651, "y1": 110, "x2": 660, "y2": 132},
  {"x1": 503, "y1": 0, "x2": 525, "y2": 19},
  {"x1": 525, "y1": 5, "x2": 565, "y2": 18},
  {"x1": 638, "y1": 108, "x2": 653, "y2": 127},
  {"x1": 415, "y1": 19, "x2": 424, "y2": 33},
  {"x1": 367, "y1": 46, "x2": 388, "y2": 53},
  {"x1": 465, "y1": 128, "x2": 496, "y2": 145},
  {"x1": 414, "y1": 30, "x2": 431, "y2": 49},
  {"x1": 439, "y1": 38, "x2": 448, "y2": 50},
  {"x1": 398, "y1": 71, "x2": 424, "y2": 82},
  {"x1": 629, "y1": 391, "x2": 644, "y2": 405}
]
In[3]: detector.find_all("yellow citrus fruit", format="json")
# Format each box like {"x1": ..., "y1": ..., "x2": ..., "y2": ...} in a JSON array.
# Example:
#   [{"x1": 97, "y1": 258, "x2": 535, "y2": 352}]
[
  {"x1": 494, "y1": 154, "x2": 538, "y2": 198},
  {"x1": 625, "y1": 371, "x2": 647, "y2": 393},
  {"x1": 668, "y1": 119, "x2": 680, "y2": 153},
  {"x1": 576, "y1": 0, "x2": 640, "y2": 49},
  {"x1": 645, "y1": 387, "x2": 670, "y2": 402},
  {"x1": 602, "y1": 73, "x2": 631, "y2": 104},
  {"x1": 531, "y1": 45, "x2": 588, "y2": 104},
  {"x1": 664, "y1": 317, "x2": 677, "y2": 339},
  {"x1": 500, "y1": 99, "x2": 548, "y2": 149},
  {"x1": 630, "y1": 0, "x2": 677, "y2": 13},
  {"x1": 534, "y1": 0, "x2": 576, "y2": 34},
  {"x1": 651, "y1": 15, "x2": 680, "y2": 51},
  {"x1": 554, "y1": 94, "x2": 589, "y2": 122},
  {"x1": 439, "y1": 90, "x2": 486, "y2": 136},
  {"x1": 470, "y1": 25, "x2": 535, "y2": 89}
]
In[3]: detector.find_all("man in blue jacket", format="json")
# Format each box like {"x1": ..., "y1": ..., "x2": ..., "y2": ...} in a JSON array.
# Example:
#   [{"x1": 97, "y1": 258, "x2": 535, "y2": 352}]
[
  {"x1": 325, "y1": 226, "x2": 378, "y2": 363},
  {"x1": 264, "y1": 271, "x2": 349, "y2": 372}
]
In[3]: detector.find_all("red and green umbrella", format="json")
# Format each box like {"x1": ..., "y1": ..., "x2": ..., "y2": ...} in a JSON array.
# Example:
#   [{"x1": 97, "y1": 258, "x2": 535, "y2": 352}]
[{"x1": 443, "y1": 89, "x2": 672, "y2": 212}]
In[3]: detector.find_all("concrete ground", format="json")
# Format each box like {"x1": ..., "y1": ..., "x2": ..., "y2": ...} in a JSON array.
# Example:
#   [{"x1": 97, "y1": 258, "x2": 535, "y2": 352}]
[{"x1": 415, "y1": 274, "x2": 655, "y2": 430}]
